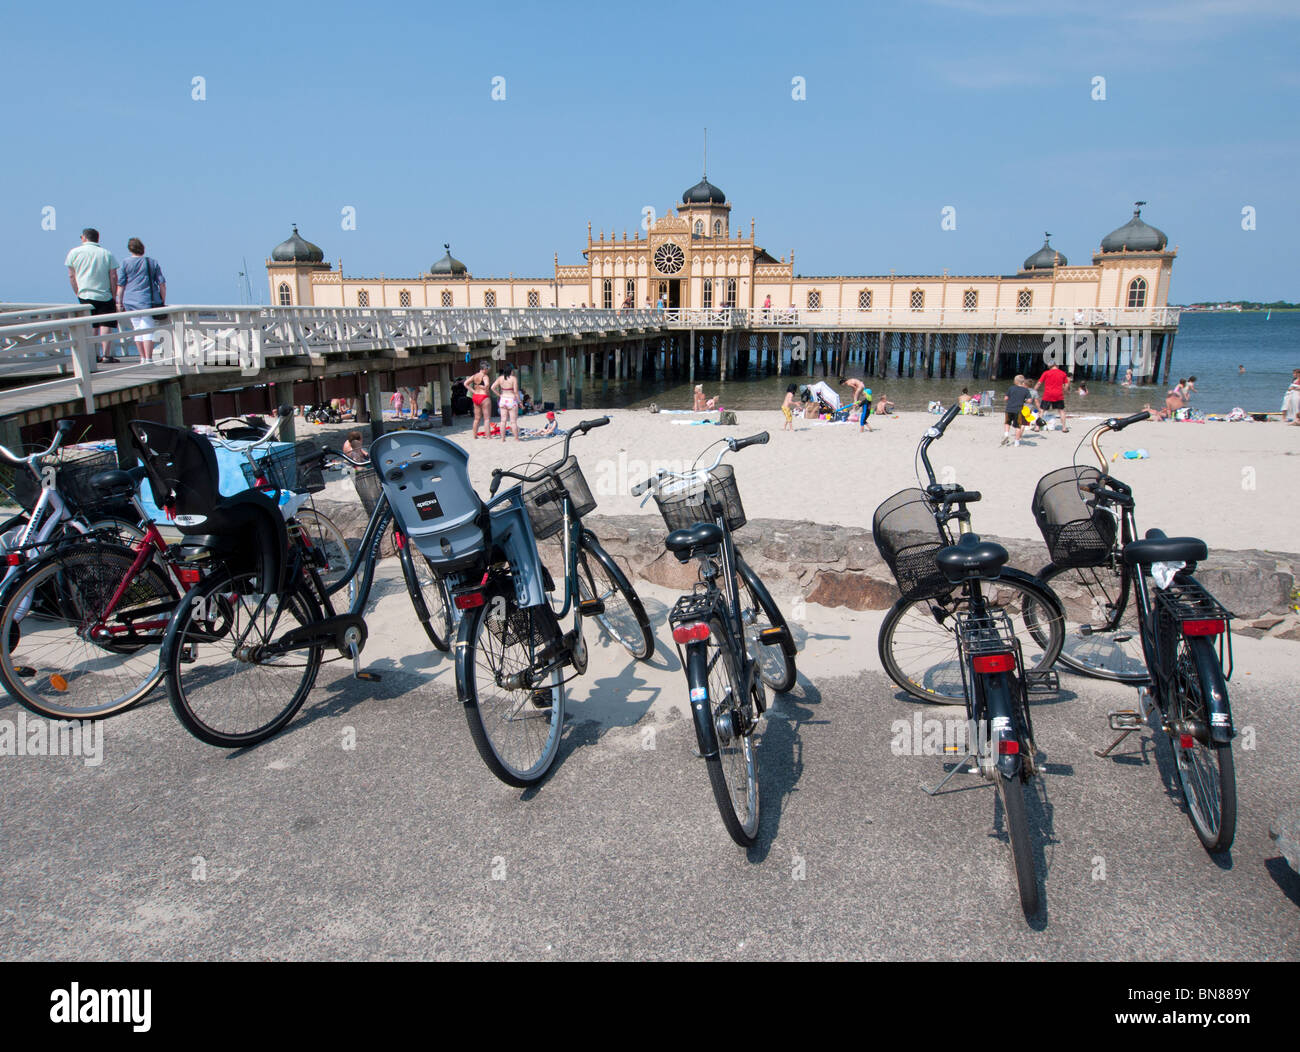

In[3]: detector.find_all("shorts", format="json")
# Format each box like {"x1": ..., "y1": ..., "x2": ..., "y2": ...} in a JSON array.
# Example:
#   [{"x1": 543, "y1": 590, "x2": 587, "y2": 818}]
[
  {"x1": 859, "y1": 401, "x2": 871, "y2": 425},
  {"x1": 1005, "y1": 411, "x2": 1023, "y2": 426},
  {"x1": 79, "y1": 298, "x2": 117, "y2": 325},
  {"x1": 130, "y1": 315, "x2": 156, "y2": 344},
  {"x1": 1041, "y1": 399, "x2": 1065, "y2": 411},
  {"x1": 782, "y1": 405, "x2": 793, "y2": 422},
  {"x1": 499, "y1": 395, "x2": 517, "y2": 411}
]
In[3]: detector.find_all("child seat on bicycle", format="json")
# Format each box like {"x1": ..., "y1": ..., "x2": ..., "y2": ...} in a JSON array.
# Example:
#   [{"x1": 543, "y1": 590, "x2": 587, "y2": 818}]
[{"x1": 130, "y1": 421, "x2": 288, "y2": 593}]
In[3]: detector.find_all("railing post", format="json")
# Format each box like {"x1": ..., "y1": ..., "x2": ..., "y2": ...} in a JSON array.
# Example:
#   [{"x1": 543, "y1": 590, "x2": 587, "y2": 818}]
[{"x1": 68, "y1": 317, "x2": 96, "y2": 415}]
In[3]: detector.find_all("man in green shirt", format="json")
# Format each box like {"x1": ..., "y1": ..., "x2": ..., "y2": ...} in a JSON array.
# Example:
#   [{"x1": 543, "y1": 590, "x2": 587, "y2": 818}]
[{"x1": 65, "y1": 228, "x2": 121, "y2": 362}]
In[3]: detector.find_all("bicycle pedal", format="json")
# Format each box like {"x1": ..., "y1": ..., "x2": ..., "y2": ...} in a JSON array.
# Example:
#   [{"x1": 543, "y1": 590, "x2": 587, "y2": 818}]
[
  {"x1": 529, "y1": 689, "x2": 554, "y2": 709},
  {"x1": 1113, "y1": 633, "x2": 1134, "y2": 643},
  {"x1": 13, "y1": 665, "x2": 34, "y2": 678},
  {"x1": 578, "y1": 598, "x2": 605, "y2": 617},
  {"x1": 355, "y1": 671, "x2": 381, "y2": 682},
  {"x1": 758, "y1": 626, "x2": 788, "y2": 646},
  {"x1": 1107, "y1": 709, "x2": 1143, "y2": 731},
  {"x1": 1025, "y1": 669, "x2": 1059, "y2": 694}
]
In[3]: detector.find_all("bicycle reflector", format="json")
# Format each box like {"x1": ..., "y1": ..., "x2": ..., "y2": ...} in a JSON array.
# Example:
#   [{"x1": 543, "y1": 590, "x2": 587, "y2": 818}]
[
  {"x1": 997, "y1": 739, "x2": 1020, "y2": 755},
  {"x1": 178, "y1": 568, "x2": 202, "y2": 585},
  {"x1": 454, "y1": 591, "x2": 486, "y2": 610},
  {"x1": 1182, "y1": 619, "x2": 1225, "y2": 637},
  {"x1": 672, "y1": 622, "x2": 711, "y2": 644},
  {"x1": 971, "y1": 653, "x2": 1016, "y2": 674},
  {"x1": 6, "y1": 552, "x2": 20, "y2": 566}
]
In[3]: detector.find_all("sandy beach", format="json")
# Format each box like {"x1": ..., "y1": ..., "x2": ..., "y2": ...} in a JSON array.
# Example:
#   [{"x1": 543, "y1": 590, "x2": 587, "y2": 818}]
[{"x1": 312, "y1": 407, "x2": 1300, "y2": 554}]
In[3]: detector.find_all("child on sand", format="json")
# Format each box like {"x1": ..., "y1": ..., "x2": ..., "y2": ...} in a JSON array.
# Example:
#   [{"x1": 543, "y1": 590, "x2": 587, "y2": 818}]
[
  {"x1": 781, "y1": 384, "x2": 796, "y2": 431},
  {"x1": 1002, "y1": 375, "x2": 1030, "y2": 447}
]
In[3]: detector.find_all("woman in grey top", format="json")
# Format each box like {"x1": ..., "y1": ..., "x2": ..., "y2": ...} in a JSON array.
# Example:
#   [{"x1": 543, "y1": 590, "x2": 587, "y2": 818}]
[{"x1": 115, "y1": 238, "x2": 166, "y2": 363}]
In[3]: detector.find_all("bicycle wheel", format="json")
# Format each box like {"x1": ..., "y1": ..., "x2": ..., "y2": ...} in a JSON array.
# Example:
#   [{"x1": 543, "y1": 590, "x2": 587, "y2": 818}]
[
  {"x1": 294, "y1": 509, "x2": 355, "y2": 608},
  {"x1": 997, "y1": 772, "x2": 1041, "y2": 919},
  {"x1": 701, "y1": 617, "x2": 760, "y2": 847},
  {"x1": 1037, "y1": 560, "x2": 1147, "y2": 683},
  {"x1": 163, "y1": 569, "x2": 322, "y2": 748},
  {"x1": 403, "y1": 543, "x2": 452, "y2": 652},
  {"x1": 1171, "y1": 636, "x2": 1237, "y2": 852},
  {"x1": 0, "y1": 541, "x2": 174, "y2": 719},
  {"x1": 736, "y1": 554, "x2": 797, "y2": 694},
  {"x1": 879, "y1": 571, "x2": 1064, "y2": 704},
  {"x1": 461, "y1": 592, "x2": 564, "y2": 786},
  {"x1": 577, "y1": 533, "x2": 653, "y2": 661}
]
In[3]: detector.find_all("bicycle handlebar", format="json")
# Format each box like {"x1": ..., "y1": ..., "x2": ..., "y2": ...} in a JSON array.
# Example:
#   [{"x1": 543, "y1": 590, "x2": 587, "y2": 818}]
[
  {"x1": 729, "y1": 431, "x2": 769, "y2": 452},
  {"x1": 207, "y1": 405, "x2": 291, "y2": 454},
  {"x1": 633, "y1": 431, "x2": 766, "y2": 498},
  {"x1": 489, "y1": 416, "x2": 609, "y2": 496},
  {"x1": 0, "y1": 419, "x2": 74, "y2": 468},
  {"x1": 1106, "y1": 411, "x2": 1151, "y2": 432}
]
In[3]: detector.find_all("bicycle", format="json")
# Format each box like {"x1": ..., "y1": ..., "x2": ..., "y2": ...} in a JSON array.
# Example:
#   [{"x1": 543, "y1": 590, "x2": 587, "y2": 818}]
[
  {"x1": 874, "y1": 404, "x2": 1065, "y2": 704},
  {"x1": 874, "y1": 405, "x2": 1054, "y2": 918},
  {"x1": 632, "y1": 432, "x2": 796, "y2": 847},
  {"x1": 1038, "y1": 411, "x2": 1238, "y2": 852}
]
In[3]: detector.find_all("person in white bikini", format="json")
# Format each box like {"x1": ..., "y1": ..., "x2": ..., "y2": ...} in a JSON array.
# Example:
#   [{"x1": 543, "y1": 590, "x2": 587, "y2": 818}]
[{"x1": 492, "y1": 362, "x2": 521, "y2": 442}]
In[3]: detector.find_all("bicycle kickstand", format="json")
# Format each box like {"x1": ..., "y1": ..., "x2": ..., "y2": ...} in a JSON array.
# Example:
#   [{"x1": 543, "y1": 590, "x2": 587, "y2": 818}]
[
  {"x1": 344, "y1": 626, "x2": 381, "y2": 683},
  {"x1": 922, "y1": 751, "x2": 978, "y2": 796}
]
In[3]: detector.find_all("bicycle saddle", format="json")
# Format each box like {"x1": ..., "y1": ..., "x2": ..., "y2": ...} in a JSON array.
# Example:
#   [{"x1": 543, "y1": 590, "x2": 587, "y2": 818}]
[
  {"x1": 666, "y1": 522, "x2": 723, "y2": 562},
  {"x1": 1122, "y1": 530, "x2": 1207, "y2": 567},
  {"x1": 935, "y1": 533, "x2": 1008, "y2": 583},
  {"x1": 89, "y1": 465, "x2": 147, "y2": 501}
]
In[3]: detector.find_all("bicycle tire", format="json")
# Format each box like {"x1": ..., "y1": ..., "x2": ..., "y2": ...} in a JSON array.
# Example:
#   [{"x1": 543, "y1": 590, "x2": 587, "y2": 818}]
[
  {"x1": 700, "y1": 617, "x2": 760, "y2": 847},
  {"x1": 294, "y1": 509, "x2": 355, "y2": 609},
  {"x1": 1171, "y1": 636, "x2": 1237, "y2": 852},
  {"x1": 997, "y1": 772, "x2": 1041, "y2": 919},
  {"x1": 460, "y1": 592, "x2": 565, "y2": 786},
  {"x1": 577, "y1": 533, "x2": 653, "y2": 661},
  {"x1": 879, "y1": 569, "x2": 1064, "y2": 704},
  {"x1": 1037, "y1": 560, "x2": 1147, "y2": 683},
  {"x1": 402, "y1": 542, "x2": 452, "y2": 652},
  {"x1": 163, "y1": 569, "x2": 322, "y2": 748},
  {"x1": 0, "y1": 540, "x2": 174, "y2": 719},
  {"x1": 735, "y1": 553, "x2": 797, "y2": 694}
]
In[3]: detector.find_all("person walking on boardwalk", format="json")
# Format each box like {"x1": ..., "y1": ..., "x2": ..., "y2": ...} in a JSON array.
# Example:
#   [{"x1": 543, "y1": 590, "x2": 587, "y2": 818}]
[
  {"x1": 65, "y1": 228, "x2": 121, "y2": 363},
  {"x1": 115, "y1": 238, "x2": 166, "y2": 363}
]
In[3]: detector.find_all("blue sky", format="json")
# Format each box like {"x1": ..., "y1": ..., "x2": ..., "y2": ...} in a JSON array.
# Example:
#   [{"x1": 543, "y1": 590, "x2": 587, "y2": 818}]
[{"x1": 2, "y1": 0, "x2": 1296, "y2": 303}]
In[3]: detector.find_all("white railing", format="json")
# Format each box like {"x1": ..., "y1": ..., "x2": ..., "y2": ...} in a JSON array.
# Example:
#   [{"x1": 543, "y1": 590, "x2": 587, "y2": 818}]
[
  {"x1": 0, "y1": 304, "x2": 666, "y2": 416},
  {"x1": 656, "y1": 306, "x2": 1182, "y2": 330}
]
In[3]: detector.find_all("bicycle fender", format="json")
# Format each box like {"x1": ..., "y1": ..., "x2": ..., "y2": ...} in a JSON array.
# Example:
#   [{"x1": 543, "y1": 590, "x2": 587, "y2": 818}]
[
  {"x1": 453, "y1": 605, "x2": 476, "y2": 707},
  {"x1": 1188, "y1": 635, "x2": 1234, "y2": 742},
  {"x1": 684, "y1": 639, "x2": 719, "y2": 760},
  {"x1": 982, "y1": 672, "x2": 1024, "y2": 780}
]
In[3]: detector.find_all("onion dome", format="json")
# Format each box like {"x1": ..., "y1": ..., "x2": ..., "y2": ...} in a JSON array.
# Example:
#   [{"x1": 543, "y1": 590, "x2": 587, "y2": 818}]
[
  {"x1": 1101, "y1": 202, "x2": 1168, "y2": 252},
  {"x1": 270, "y1": 224, "x2": 324, "y2": 263},
  {"x1": 682, "y1": 176, "x2": 726, "y2": 204},
  {"x1": 430, "y1": 243, "x2": 468, "y2": 275},
  {"x1": 1023, "y1": 232, "x2": 1066, "y2": 270}
]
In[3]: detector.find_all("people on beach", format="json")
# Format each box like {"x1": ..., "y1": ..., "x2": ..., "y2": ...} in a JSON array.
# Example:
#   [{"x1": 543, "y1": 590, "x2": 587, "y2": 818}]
[
  {"x1": 115, "y1": 238, "x2": 166, "y2": 363},
  {"x1": 781, "y1": 383, "x2": 796, "y2": 431},
  {"x1": 1284, "y1": 369, "x2": 1300, "y2": 425},
  {"x1": 873, "y1": 391, "x2": 895, "y2": 415},
  {"x1": 1239, "y1": 364, "x2": 1246, "y2": 375},
  {"x1": 839, "y1": 376, "x2": 873, "y2": 431},
  {"x1": 1184, "y1": 376, "x2": 1197, "y2": 401},
  {"x1": 65, "y1": 228, "x2": 121, "y2": 362},
  {"x1": 1034, "y1": 363, "x2": 1070, "y2": 432},
  {"x1": 693, "y1": 384, "x2": 707, "y2": 411},
  {"x1": 466, "y1": 361, "x2": 491, "y2": 438},
  {"x1": 1002, "y1": 374, "x2": 1030, "y2": 446},
  {"x1": 1123, "y1": 368, "x2": 1133, "y2": 387},
  {"x1": 343, "y1": 430, "x2": 369, "y2": 461},
  {"x1": 1166, "y1": 380, "x2": 1188, "y2": 418},
  {"x1": 492, "y1": 362, "x2": 521, "y2": 441},
  {"x1": 1078, "y1": 382, "x2": 1088, "y2": 397}
]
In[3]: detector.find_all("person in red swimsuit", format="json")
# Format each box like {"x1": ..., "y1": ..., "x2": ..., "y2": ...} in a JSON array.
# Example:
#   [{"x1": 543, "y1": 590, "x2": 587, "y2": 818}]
[
  {"x1": 466, "y1": 361, "x2": 491, "y2": 438},
  {"x1": 1035, "y1": 364, "x2": 1071, "y2": 432}
]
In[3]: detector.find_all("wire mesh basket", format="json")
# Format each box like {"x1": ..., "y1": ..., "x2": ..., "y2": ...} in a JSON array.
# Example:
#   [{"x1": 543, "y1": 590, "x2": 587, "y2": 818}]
[
  {"x1": 352, "y1": 465, "x2": 384, "y2": 518},
  {"x1": 520, "y1": 455, "x2": 597, "y2": 540},
  {"x1": 1032, "y1": 465, "x2": 1118, "y2": 569},
  {"x1": 653, "y1": 464, "x2": 746, "y2": 534},
  {"x1": 11, "y1": 449, "x2": 120, "y2": 516},
  {"x1": 295, "y1": 448, "x2": 327, "y2": 494},
  {"x1": 239, "y1": 445, "x2": 298, "y2": 493},
  {"x1": 1154, "y1": 577, "x2": 1233, "y2": 685},
  {"x1": 872, "y1": 488, "x2": 951, "y2": 601}
]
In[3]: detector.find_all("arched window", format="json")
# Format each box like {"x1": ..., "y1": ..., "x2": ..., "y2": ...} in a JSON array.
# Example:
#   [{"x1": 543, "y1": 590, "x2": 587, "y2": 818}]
[
  {"x1": 1016, "y1": 289, "x2": 1032, "y2": 312},
  {"x1": 440, "y1": 290, "x2": 452, "y2": 307},
  {"x1": 602, "y1": 279, "x2": 613, "y2": 309},
  {"x1": 963, "y1": 289, "x2": 978, "y2": 311},
  {"x1": 703, "y1": 279, "x2": 713, "y2": 309},
  {"x1": 278, "y1": 282, "x2": 292, "y2": 306},
  {"x1": 398, "y1": 289, "x2": 411, "y2": 307},
  {"x1": 713, "y1": 220, "x2": 723, "y2": 238},
  {"x1": 527, "y1": 290, "x2": 540, "y2": 307},
  {"x1": 357, "y1": 289, "x2": 369, "y2": 307},
  {"x1": 626, "y1": 278, "x2": 635, "y2": 301},
  {"x1": 693, "y1": 220, "x2": 704, "y2": 237},
  {"x1": 484, "y1": 290, "x2": 496, "y2": 308},
  {"x1": 1127, "y1": 277, "x2": 1148, "y2": 308},
  {"x1": 807, "y1": 289, "x2": 821, "y2": 309},
  {"x1": 910, "y1": 289, "x2": 924, "y2": 311},
  {"x1": 858, "y1": 289, "x2": 872, "y2": 310},
  {"x1": 725, "y1": 278, "x2": 737, "y2": 307}
]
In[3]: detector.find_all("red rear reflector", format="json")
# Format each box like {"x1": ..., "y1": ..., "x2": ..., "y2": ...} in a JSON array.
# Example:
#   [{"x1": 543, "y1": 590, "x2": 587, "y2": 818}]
[
  {"x1": 178, "y1": 568, "x2": 201, "y2": 585},
  {"x1": 454, "y1": 591, "x2": 485, "y2": 610},
  {"x1": 998, "y1": 739, "x2": 1020, "y2": 755},
  {"x1": 672, "y1": 622, "x2": 711, "y2": 644},
  {"x1": 1179, "y1": 733, "x2": 1195, "y2": 750},
  {"x1": 1182, "y1": 619, "x2": 1225, "y2": 637},
  {"x1": 393, "y1": 530, "x2": 405, "y2": 549},
  {"x1": 972, "y1": 653, "x2": 1015, "y2": 674},
  {"x1": 6, "y1": 553, "x2": 20, "y2": 566}
]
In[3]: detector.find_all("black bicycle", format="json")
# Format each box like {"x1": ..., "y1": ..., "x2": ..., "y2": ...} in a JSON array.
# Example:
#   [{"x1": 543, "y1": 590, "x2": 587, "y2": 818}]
[
  {"x1": 874, "y1": 404, "x2": 1055, "y2": 919},
  {"x1": 875, "y1": 405, "x2": 1065, "y2": 704},
  {"x1": 1037, "y1": 411, "x2": 1237, "y2": 852},
  {"x1": 633, "y1": 432, "x2": 797, "y2": 847}
]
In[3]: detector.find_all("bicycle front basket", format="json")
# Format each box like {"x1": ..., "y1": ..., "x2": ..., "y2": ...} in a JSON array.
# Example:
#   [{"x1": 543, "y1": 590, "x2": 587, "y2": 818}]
[
  {"x1": 1031, "y1": 465, "x2": 1117, "y2": 569},
  {"x1": 653, "y1": 464, "x2": 746, "y2": 533},
  {"x1": 872, "y1": 488, "x2": 949, "y2": 601},
  {"x1": 352, "y1": 465, "x2": 383, "y2": 518},
  {"x1": 520, "y1": 455, "x2": 597, "y2": 540}
]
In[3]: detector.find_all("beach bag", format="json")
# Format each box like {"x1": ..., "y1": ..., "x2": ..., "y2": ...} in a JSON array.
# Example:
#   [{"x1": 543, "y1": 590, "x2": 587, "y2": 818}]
[{"x1": 717, "y1": 409, "x2": 737, "y2": 426}]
